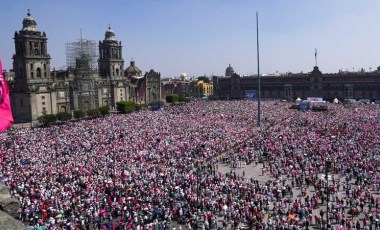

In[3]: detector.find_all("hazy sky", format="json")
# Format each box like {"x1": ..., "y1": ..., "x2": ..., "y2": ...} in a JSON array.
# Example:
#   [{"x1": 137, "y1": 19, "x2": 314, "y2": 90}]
[{"x1": 1, "y1": 0, "x2": 380, "y2": 78}]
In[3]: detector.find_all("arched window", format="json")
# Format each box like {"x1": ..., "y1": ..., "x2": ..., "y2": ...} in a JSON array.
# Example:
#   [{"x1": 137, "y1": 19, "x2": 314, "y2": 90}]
[
  {"x1": 116, "y1": 68, "x2": 119, "y2": 76},
  {"x1": 36, "y1": 68, "x2": 42, "y2": 78},
  {"x1": 102, "y1": 100, "x2": 108, "y2": 106},
  {"x1": 43, "y1": 63, "x2": 46, "y2": 70},
  {"x1": 31, "y1": 72, "x2": 34, "y2": 79},
  {"x1": 59, "y1": 105, "x2": 67, "y2": 113}
]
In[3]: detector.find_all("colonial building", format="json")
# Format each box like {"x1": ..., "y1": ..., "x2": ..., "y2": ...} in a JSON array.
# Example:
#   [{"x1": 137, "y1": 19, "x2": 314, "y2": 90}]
[
  {"x1": 8, "y1": 11, "x2": 161, "y2": 123},
  {"x1": 124, "y1": 60, "x2": 161, "y2": 105},
  {"x1": 213, "y1": 64, "x2": 380, "y2": 101}
]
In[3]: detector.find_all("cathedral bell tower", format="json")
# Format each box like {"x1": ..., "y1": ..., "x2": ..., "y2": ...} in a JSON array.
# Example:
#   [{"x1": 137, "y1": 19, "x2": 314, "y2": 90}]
[
  {"x1": 11, "y1": 10, "x2": 53, "y2": 122},
  {"x1": 98, "y1": 26, "x2": 128, "y2": 107},
  {"x1": 98, "y1": 26, "x2": 124, "y2": 79},
  {"x1": 13, "y1": 9, "x2": 51, "y2": 83}
]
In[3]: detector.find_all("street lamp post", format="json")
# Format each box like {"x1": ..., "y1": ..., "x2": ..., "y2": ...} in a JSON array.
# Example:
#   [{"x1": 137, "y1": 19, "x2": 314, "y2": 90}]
[{"x1": 325, "y1": 159, "x2": 333, "y2": 230}]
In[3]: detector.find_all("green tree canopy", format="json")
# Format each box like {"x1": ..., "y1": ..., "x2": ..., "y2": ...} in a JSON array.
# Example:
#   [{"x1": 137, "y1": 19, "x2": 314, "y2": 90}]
[
  {"x1": 86, "y1": 108, "x2": 101, "y2": 118},
  {"x1": 99, "y1": 106, "x2": 110, "y2": 116},
  {"x1": 116, "y1": 101, "x2": 136, "y2": 113},
  {"x1": 37, "y1": 114, "x2": 57, "y2": 124},
  {"x1": 74, "y1": 110, "x2": 86, "y2": 119},
  {"x1": 197, "y1": 76, "x2": 210, "y2": 83},
  {"x1": 166, "y1": 94, "x2": 180, "y2": 103},
  {"x1": 56, "y1": 112, "x2": 72, "y2": 121}
]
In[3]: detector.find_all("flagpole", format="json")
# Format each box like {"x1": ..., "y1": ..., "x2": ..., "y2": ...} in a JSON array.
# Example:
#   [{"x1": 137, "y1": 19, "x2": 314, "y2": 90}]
[
  {"x1": 256, "y1": 12, "x2": 261, "y2": 128},
  {"x1": 315, "y1": 48, "x2": 318, "y2": 67}
]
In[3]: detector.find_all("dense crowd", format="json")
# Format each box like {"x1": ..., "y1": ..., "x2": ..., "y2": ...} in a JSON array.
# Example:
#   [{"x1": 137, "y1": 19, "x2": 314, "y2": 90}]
[
  {"x1": 0, "y1": 100, "x2": 379, "y2": 230},
  {"x1": 226, "y1": 102, "x2": 380, "y2": 230}
]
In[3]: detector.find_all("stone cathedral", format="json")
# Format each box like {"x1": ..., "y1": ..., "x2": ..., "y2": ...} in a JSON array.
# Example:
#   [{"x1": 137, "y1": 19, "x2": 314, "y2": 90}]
[{"x1": 9, "y1": 11, "x2": 161, "y2": 123}]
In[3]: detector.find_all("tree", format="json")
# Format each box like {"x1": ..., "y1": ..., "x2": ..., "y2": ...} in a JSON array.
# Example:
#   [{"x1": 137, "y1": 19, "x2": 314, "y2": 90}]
[
  {"x1": 166, "y1": 94, "x2": 179, "y2": 103},
  {"x1": 116, "y1": 101, "x2": 136, "y2": 113},
  {"x1": 99, "y1": 106, "x2": 110, "y2": 116},
  {"x1": 37, "y1": 114, "x2": 57, "y2": 124},
  {"x1": 197, "y1": 76, "x2": 210, "y2": 83},
  {"x1": 377, "y1": 66, "x2": 380, "y2": 71},
  {"x1": 86, "y1": 108, "x2": 101, "y2": 118},
  {"x1": 74, "y1": 110, "x2": 85, "y2": 119},
  {"x1": 179, "y1": 95, "x2": 191, "y2": 102},
  {"x1": 56, "y1": 112, "x2": 72, "y2": 121}
]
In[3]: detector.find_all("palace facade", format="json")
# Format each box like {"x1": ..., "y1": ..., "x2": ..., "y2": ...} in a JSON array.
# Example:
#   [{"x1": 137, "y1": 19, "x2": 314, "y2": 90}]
[{"x1": 213, "y1": 65, "x2": 380, "y2": 101}]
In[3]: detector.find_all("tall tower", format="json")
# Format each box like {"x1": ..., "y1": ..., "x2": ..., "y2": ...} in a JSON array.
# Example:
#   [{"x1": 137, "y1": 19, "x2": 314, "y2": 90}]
[
  {"x1": 13, "y1": 10, "x2": 51, "y2": 83},
  {"x1": 98, "y1": 26, "x2": 124, "y2": 79},
  {"x1": 98, "y1": 26, "x2": 128, "y2": 107},
  {"x1": 11, "y1": 10, "x2": 53, "y2": 122}
]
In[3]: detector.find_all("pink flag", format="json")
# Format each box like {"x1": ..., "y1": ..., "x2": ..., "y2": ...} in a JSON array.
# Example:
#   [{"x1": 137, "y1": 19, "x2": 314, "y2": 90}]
[{"x1": 0, "y1": 58, "x2": 14, "y2": 132}]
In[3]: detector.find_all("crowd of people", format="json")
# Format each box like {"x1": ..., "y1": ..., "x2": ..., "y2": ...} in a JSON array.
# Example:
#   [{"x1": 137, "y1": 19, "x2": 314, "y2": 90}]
[{"x1": 0, "y1": 99, "x2": 379, "y2": 230}]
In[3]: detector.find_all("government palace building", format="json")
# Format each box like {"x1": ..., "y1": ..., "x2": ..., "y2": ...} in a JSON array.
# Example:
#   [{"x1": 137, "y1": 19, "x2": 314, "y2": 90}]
[
  {"x1": 6, "y1": 11, "x2": 161, "y2": 123},
  {"x1": 212, "y1": 64, "x2": 380, "y2": 102}
]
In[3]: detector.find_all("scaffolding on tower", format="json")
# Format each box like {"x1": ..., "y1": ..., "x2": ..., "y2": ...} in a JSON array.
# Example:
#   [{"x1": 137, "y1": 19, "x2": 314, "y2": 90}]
[{"x1": 65, "y1": 38, "x2": 98, "y2": 70}]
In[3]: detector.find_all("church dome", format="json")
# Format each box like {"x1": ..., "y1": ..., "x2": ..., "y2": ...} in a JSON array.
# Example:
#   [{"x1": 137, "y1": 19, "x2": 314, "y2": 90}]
[
  {"x1": 22, "y1": 9, "x2": 38, "y2": 32},
  {"x1": 105, "y1": 25, "x2": 116, "y2": 41},
  {"x1": 180, "y1": 73, "x2": 189, "y2": 81},
  {"x1": 125, "y1": 60, "x2": 142, "y2": 77},
  {"x1": 225, "y1": 64, "x2": 234, "y2": 77}
]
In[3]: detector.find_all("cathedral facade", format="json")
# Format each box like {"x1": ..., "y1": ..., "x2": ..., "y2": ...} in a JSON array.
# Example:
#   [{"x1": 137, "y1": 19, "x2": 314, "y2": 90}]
[{"x1": 9, "y1": 11, "x2": 161, "y2": 123}]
